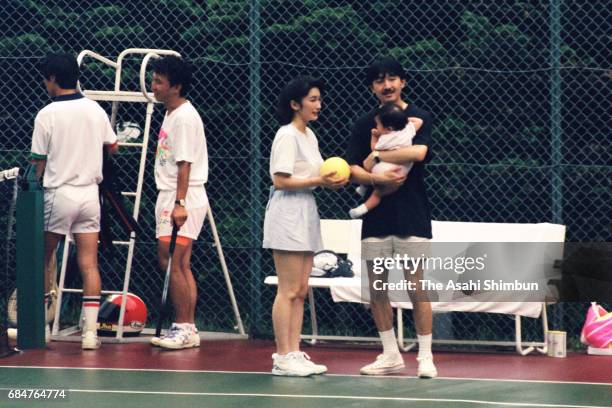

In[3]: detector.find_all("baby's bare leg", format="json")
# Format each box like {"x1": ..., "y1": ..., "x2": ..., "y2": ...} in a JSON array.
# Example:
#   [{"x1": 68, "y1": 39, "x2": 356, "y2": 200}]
[
  {"x1": 363, "y1": 188, "x2": 382, "y2": 210},
  {"x1": 352, "y1": 183, "x2": 400, "y2": 218}
]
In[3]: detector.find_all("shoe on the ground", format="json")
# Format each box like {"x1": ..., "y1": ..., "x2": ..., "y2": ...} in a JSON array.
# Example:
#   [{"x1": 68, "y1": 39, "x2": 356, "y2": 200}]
[
  {"x1": 158, "y1": 324, "x2": 199, "y2": 350},
  {"x1": 190, "y1": 325, "x2": 200, "y2": 347},
  {"x1": 152, "y1": 324, "x2": 200, "y2": 347},
  {"x1": 360, "y1": 353, "x2": 405, "y2": 375},
  {"x1": 151, "y1": 323, "x2": 182, "y2": 347},
  {"x1": 292, "y1": 351, "x2": 327, "y2": 375},
  {"x1": 271, "y1": 352, "x2": 315, "y2": 377},
  {"x1": 416, "y1": 356, "x2": 438, "y2": 378},
  {"x1": 7, "y1": 324, "x2": 51, "y2": 344},
  {"x1": 150, "y1": 335, "x2": 162, "y2": 346},
  {"x1": 82, "y1": 330, "x2": 101, "y2": 350}
]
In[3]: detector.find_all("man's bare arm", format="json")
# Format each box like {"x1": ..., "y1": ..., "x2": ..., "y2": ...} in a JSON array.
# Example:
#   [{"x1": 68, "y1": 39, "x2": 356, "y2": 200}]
[
  {"x1": 32, "y1": 158, "x2": 46, "y2": 181},
  {"x1": 172, "y1": 161, "x2": 191, "y2": 227},
  {"x1": 350, "y1": 165, "x2": 406, "y2": 188},
  {"x1": 375, "y1": 145, "x2": 428, "y2": 165},
  {"x1": 176, "y1": 161, "x2": 190, "y2": 202}
]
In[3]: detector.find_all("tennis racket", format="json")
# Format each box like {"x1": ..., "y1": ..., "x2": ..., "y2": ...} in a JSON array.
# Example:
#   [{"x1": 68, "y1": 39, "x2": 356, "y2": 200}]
[{"x1": 155, "y1": 225, "x2": 178, "y2": 338}]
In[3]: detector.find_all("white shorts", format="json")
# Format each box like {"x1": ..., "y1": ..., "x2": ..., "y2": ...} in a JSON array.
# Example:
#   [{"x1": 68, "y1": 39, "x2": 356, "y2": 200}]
[
  {"x1": 155, "y1": 187, "x2": 208, "y2": 240},
  {"x1": 362, "y1": 235, "x2": 430, "y2": 261},
  {"x1": 44, "y1": 184, "x2": 100, "y2": 235}
]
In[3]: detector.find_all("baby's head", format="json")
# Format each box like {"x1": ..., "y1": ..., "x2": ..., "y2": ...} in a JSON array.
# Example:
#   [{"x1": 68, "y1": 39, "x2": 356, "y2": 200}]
[{"x1": 374, "y1": 102, "x2": 407, "y2": 134}]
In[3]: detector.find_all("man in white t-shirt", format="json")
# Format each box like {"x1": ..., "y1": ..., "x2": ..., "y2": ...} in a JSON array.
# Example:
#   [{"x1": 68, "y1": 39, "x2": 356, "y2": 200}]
[
  {"x1": 29, "y1": 53, "x2": 118, "y2": 350},
  {"x1": 149, "y1": 55, "x2": 208, "y2": 350}
]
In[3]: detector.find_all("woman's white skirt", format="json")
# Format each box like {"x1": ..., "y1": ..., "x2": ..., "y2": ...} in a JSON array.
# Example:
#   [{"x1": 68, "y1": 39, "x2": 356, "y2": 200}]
[{"x1": 262, "y1": 187, "x2": 323, "y2": 253}]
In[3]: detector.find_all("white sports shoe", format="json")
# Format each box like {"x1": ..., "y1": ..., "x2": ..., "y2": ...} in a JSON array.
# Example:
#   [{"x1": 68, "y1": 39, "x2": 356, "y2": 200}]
[
  {"x1": 271, "y1": 353, "x2": 315, "y2": 377},
  {"x1": 158, "y1": 324, "x2": 199, "y2": 350},
  {"x1": 151, "y1": 324, "x2": 200, "y2": 347},
  {"x1": 292, "y1": 351, "x2": 327, "y2": 375},
  {"x1": 189, "y1": 325, "x2": 200, "y2": 347},
  {"x1": 81, "y1": 331, "x2": 101, "y2": 350},
  {"x1": 416, "y1": 356, "x2": 438, "y2": 378},
  {"x1": 360, "y1": 353, "x2": 405, "y2": 375},
  {"x1": 7, "y1": 325, "x2": 51, "y2": 344}
]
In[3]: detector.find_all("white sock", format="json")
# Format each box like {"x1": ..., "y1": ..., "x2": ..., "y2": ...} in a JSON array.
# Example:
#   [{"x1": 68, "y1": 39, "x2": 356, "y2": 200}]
[
  {"x1": 379, "y1": 328, "x2": 400, "y2": 356},
  {"x1": 274, "y1": 353, "x2": 288, "y2": 361},
  {"x1": 355, "y1": 185, "x2": 367, "y2": 197},
  {"x1": 417, "y1": 333, "x2": 433, "y2": 359},
  {"x1": 349, "y1": 204, "x2": 368, "y2": 219},
  {"x1": 82, "y1": 296, "x2": 101, "y2": 333}
]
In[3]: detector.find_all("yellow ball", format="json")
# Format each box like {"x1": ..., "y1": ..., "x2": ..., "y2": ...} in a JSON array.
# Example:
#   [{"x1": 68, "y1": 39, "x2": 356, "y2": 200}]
[{"x1": 320, "y1": 157, "x2": 350, "y2": 181}]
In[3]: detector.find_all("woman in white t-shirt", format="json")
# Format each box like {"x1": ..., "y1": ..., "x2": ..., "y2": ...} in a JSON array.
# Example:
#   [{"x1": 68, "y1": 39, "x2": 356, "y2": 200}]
[{"x1": 263, "y1": 77, "x2": 347, "y2": 376}]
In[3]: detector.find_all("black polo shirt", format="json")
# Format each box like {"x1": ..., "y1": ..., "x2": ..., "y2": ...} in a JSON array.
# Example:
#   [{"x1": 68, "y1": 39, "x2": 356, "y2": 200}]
[{"x1": 346, "y1": 103, "x2": 433, "y2": 239}]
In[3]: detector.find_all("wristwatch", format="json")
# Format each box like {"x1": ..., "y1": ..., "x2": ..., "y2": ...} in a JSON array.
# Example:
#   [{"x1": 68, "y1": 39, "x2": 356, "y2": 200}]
[
  {"x1": 373, "y1": 150, "x2": 381, "y2": 164},
  {"x1": 175, "y1": 199, "x2": 186, "y2": 207}
]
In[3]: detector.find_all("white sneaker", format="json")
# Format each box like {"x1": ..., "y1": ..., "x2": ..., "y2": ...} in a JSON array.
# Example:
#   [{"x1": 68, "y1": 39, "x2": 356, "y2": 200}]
[
  {"x1": 360, "y1": 353, "x2": 405, "y2": 375},
  {"x1": 416, "y1": 356, "x2": 438, "y2": 378},
  {"x1": 158, "y1": 324, "x2": 199, "y2": 350},
  {"x1": 292, "y1": 351, "x2": 327, "y2": 375},
  {"x1": 150, "y1": 335, "x2": 162, "y2": 346},
  {"x1": 189, "y1": 325, "x2": 200, "y2": 347},
  {"x1": 151, "y1": 324, "x2": 199, "y2": 347},
  {"x1": 152, "y1": 324, "x2": 181, "y2": 347},
  {"x1": 271, "y1": 353, "x2": 315, "y2": 377},
  {"x1": 7, "y1": 325, "x2": 51, "y2": 344},
  {"x1": 81, "y1": 331, "x2": 101, "y2": 350}
]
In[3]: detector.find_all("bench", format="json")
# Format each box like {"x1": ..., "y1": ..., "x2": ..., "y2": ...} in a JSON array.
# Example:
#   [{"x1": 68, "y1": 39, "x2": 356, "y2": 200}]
[{"x1": 264, "y1": 220, "x2": 566, "y2": 355}]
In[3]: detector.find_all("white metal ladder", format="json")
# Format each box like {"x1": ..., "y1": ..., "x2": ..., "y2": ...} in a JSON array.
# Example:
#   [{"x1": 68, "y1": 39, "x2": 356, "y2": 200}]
[{"x1": 51, "y1": 49, "x2": 245, "y2": 342}]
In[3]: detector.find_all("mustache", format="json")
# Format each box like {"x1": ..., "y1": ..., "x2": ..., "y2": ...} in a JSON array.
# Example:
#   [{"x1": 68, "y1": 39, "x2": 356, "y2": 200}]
[{"x1": 382, "y1": 88, "x2": 395, "y2": 95}]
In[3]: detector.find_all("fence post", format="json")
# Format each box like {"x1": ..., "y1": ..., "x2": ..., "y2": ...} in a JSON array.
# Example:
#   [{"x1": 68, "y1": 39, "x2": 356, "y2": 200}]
[
  {"x1": 16, "y1": 166, "x2": 45, "y2": 348},
  {"x1": 549, "y1": 0, "x2": 564, "y2": 329},
  {"x1": 249, "y1": 0, "x2": 263, "y2": 335},
  {"x1": 550, "y1": 0, "x2": 562, "y2": 225}
]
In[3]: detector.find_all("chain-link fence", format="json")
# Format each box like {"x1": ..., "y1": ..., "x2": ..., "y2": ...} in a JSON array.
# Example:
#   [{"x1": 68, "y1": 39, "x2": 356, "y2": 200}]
[{"x1": 0, "y1": 1, "x2": 609, "y2": 349}]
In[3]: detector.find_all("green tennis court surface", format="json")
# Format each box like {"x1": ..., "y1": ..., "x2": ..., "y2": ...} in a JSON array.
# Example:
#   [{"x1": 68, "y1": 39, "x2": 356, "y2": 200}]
[{"x1": 1, "y1": 367, "x2": 610, "y2": 408}]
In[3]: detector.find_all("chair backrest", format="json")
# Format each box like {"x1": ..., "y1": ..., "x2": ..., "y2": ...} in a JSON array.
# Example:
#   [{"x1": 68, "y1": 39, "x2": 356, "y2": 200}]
[
  {"x1": 431, "y1": 221, "x2": 566, "y2": 242},
  {"x1": 320, "y1": 219, "x2": 362, "y2": 276}
]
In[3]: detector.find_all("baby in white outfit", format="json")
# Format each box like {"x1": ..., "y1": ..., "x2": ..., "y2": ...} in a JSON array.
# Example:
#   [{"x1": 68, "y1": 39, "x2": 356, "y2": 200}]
[{"x1": 349, "y1": 103, "x2": 422, "y2": 219}]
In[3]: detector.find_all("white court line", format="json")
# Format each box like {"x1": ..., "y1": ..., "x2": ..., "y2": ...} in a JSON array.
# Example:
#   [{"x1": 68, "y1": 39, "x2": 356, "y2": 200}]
[
  {"x1": 0, "y1": 387, "x2": 609, "y2": 408},
  {"x1": 1, "y1": 365, "x2": 611, "y2": 386}
]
